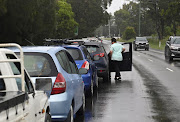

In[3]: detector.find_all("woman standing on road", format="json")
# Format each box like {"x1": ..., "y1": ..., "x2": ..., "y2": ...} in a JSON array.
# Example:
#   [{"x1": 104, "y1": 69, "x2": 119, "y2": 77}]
[{"x1": 109, "y1": 38, "x2": 125, "y2": 81}]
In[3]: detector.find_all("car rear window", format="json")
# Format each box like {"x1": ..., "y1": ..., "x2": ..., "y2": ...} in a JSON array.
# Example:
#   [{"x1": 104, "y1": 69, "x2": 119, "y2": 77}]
[
  {"x1": 16, "y1": 52, "x2": 58, "y2": 77},
  {"x1": 85, "y1": 45, "x2": 100, "y2": 53},
  {"x1": 66, "y1": 48, "x2": 83, "y2": 60}
]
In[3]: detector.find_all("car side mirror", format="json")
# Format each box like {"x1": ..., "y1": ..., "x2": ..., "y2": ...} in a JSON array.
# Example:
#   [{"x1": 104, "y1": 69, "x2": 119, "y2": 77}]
[
  {"x1": 35, "y1": 78, "x2": 52, "y2": 91},
  {"x1": 79, "y1": 68, "x2": 88, "y2": 74},
  {"x1": 93, "y1": 55, "x2": 100, "y2": 61},
  {"x1": 166, "y1": 41, "x2": 170, "y2": 45}
]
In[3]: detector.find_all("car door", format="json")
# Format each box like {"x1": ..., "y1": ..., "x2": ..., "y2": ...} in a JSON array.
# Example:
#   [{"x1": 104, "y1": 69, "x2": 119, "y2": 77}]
[
  {"x1": 65, "y1": 51, "x2": 84, "y2": 112},
  {"x1": 109, "y1": 42, "x2": 132, "y2": 72}
]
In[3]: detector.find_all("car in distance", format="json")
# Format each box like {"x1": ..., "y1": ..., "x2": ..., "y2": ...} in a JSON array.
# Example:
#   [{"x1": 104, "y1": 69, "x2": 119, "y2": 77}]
[
  {"x1": 133, "y1": 37, "x2": 149, "y2": 51},
  {"x1": 165, "y1": 36, "x2": 180, "y2": 61},
  {"x1": 12, "y1": 46, "x2": 87, "y2": 122}
]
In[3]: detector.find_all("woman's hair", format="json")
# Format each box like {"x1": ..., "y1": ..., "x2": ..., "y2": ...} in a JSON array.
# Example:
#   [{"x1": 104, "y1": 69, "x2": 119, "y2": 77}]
[{"x1": 111, "y1": 38, "x2": 116, "y2": 42}]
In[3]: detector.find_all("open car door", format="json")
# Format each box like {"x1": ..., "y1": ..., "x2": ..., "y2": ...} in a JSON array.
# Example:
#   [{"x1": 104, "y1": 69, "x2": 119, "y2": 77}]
[{"x1": 109, "y1": 42, "x2": 132, "y2": 72}]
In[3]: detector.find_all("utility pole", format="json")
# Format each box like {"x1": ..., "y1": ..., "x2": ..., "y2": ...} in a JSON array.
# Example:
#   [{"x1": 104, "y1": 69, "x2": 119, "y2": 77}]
[
  {"x1": 109, "y1": 19, "x2": 111, "y2": 38},
  {"x1": 139, "y1": 0, "x2": 141, "y2": 37}
]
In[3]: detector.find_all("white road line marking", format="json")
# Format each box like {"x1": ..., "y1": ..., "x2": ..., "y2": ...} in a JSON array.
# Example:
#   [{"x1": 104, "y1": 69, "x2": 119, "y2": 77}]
[
  {"x1": 148, "y1": 59, "x2": 153, "y2": 62},
  {"x1": 166, "y1": 68, "x2": 174, "y2": 72}
]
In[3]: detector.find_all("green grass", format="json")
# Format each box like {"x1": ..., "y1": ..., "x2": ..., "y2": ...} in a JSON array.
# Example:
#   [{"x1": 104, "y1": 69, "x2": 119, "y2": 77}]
[{"x1": 148, "y1": 38, "x2": 166, "y2": 51}]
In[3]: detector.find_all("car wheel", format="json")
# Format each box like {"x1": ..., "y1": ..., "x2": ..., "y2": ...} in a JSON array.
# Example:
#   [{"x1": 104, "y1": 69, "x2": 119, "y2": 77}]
[
  {"x1": 65, "y1": 105, "x2": 74, "y2": 122},
  {"x1": 103, "y1": 71, "x2": 110, "y2": 83},
  {"x1": 77, "y1": 92, "x2": 85, "y2": 115},
  {"x1": 169, "y1": 56, "x2": 173, "y2": 61},
  {"x1": 45, "y1": 112, "x2": 51, "y2": 122},
  {"x1": 134, "y1": 47, "x2": 137, "y2": 51},
  {"x1": 167, "y1": 50, "x2": 173, "y2": 62},
  {"x1": 87, "y1": 78, "x2": 93, "y2": 97},
  {"x1": 165, "y1": 49, "x2": 169, "y2": 60},
  {"x1": 94, "y1": 73, "x2": 98, "y2": 90}
]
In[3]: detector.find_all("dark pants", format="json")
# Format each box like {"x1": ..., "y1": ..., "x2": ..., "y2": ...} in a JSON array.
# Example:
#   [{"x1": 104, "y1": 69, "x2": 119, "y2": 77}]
[{"x1": 111, "y1": 60, "x2": 121, "y2": 78}]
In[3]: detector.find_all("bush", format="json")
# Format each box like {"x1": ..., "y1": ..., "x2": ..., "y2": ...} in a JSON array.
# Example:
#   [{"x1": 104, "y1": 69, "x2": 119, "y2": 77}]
[{"x1": 123, "y1": 26, "x2": 136, "y2": 40}]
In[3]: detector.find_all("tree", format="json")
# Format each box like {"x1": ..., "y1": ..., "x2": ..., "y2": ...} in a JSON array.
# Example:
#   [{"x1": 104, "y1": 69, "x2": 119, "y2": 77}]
[
  {"x1": 0, "y1": 0, "x2": 7, "y2": 16},
  {"x1": 139, "y1": 0, "x2": 178, "y2": 39},
  {"x1": 0, "y1": 0, "x2": 56, "y2": 45},
  {"x1": 123, "y1": 26, "x2": 136, "y2": 40},
  {"x1": 55, "y1": 0, "x2": 78, "y2": 39},
  {"x1": 67, "y1": 0, "x2": 111, "y2": 37},
  {"x1": 165, "y1": 1, "x2": 180, "y2": 36}
]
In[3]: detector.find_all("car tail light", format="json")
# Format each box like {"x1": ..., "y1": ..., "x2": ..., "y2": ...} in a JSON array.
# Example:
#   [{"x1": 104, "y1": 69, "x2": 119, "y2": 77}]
[
  {"x1": 81, "y1": 61, "x2": 89, "y2": 70},
  {"x1": 94, "y1": 53, "x2": 104, "y2": 57},
  {"x1": 51, "y1": 73, "x2": 66, "y2": 95}
]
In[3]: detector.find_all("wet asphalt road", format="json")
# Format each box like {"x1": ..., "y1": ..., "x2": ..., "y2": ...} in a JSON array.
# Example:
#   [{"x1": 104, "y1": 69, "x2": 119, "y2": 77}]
[{"x1": 75, "y1": 40, "x2": 180, "y2": 122}]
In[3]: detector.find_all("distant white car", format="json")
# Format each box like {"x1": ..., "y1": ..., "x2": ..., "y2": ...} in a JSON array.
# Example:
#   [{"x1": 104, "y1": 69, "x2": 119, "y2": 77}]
[{"x1": 0, "y1": 43, "x2": 51, "y2": 122}]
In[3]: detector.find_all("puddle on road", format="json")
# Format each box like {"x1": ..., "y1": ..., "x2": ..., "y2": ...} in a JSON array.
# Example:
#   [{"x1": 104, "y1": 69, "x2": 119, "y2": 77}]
[{"x1": 133, "y1": 60, "x2": 180, "y2": 122}]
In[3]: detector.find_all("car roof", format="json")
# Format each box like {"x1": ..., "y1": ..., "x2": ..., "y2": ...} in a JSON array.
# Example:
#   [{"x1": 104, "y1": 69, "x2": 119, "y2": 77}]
[
  {"x1": 136, "y1": 37, "x2": 147, "y2": 39},
  {"x1": 84, "y1": 42, "x2": 102, "y2": 46},
  {"x1": 11, "y1": 46, "x2": 65, "y2": 54}
]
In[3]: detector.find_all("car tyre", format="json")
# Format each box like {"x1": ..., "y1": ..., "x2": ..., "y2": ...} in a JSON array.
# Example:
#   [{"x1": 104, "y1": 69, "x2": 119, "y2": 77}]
[
  {"x1": 94, "y1": 73, "x2": 98, "y2": 90},
  {"x1": 65, "y1": 105, "x2": 74, "y2": 122},
  {"x1": 103, "y1": 71, "x2": 110, "y2": 83},
  {"x1": 166, "y1": 50, "x2": 173, "y2": 62},
  {"x1": 45, "y1": 112, "x2": 51, "y2": 122},
  {"x1": 77, "y1": 92, "x2": 85, "y2": 115},
  {"x1": 134, "y1": 47, "x2": 137, "y2": 51},
  {"x1": 87, "y1": 79, "x2": 93, "y2": 97}
]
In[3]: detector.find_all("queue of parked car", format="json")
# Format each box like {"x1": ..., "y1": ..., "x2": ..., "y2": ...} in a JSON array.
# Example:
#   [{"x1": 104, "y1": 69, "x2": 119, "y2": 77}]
[
  {"x1": 0, "y1": 37, "x2": 134, "y2": 122},
  {"x1": 5, "y1": 37, "x2": 108, "y2": 122}
]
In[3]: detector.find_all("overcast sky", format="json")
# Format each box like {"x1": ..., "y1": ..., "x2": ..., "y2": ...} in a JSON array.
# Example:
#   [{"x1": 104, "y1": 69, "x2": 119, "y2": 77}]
[{"x1": 107, "y1": 0, "x2": 131, "y2": 15}]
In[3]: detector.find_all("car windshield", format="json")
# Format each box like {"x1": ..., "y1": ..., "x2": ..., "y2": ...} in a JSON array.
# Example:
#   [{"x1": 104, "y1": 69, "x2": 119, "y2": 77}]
[
  {"x1": 66, "y1": 48, "x2": 83, "y2": 60},
  {"x1": 172, "y1": 38, "x2": 180, "y2": 44},
  {"x1": 136, "y1": 38, "x2": 147, "y2": 41},
  {"x1": 85, "y1": 45, "x2": 100, "y2": 53},
  {"x1": 16, "y1": 52, "x2": 58, "y2": 77}
]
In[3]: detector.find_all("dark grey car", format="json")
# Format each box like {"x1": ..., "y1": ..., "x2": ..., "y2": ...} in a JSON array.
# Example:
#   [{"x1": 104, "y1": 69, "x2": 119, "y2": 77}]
[
  {"x1": 84, "y1": 42, "x2": 110, "y2": 82},
  {"x1": 165, "y1": 36, "x2": 180, "y2": 61},
  {"x1": 133, "y1": 37, "x2": 149, "y2": 51}
]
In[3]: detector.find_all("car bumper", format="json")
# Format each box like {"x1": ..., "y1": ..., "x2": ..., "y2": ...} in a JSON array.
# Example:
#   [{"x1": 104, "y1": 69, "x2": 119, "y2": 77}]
[
  {"x1": 49, "y1": 92, "x2": 72, "y2": 121},
  {"x1": 135, "y1": 44, "x2": 149, "y2": 49},
  {"x1": 97, "y1": 68, "x2": 108, "y2": 77},
  {"x1": 171, "y1": 50, "x2": 180, "y2": 58}
]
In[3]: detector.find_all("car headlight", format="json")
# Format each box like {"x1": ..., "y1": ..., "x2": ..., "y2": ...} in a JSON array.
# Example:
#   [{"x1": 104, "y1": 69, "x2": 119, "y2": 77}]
[{"x1": 170, "y1": 46, "x2": 178, "y2": 50}]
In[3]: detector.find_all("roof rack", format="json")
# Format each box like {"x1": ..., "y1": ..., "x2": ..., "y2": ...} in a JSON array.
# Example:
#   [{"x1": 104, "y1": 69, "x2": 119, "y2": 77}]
[
  {"x1": 44, "y1": 38, "x2": 68, "y2": 46},
  {"x1": 44, "y1": 38, "x2": 85, "y2": 46},
  {"x1": 66, "y1": 39, "x2": 85, "y2": 45}
]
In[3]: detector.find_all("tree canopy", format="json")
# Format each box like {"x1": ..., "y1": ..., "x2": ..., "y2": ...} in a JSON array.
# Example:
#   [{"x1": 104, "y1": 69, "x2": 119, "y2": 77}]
[
  {"x1": 67, "y1": 0, "x2": 111, "y2": 37},
  {"x1": 55, "y1": 0, "x2": 78, "y2": 39},
  {"x1": 113, "y1": 0, "x2": 180, "y2": 39}
]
